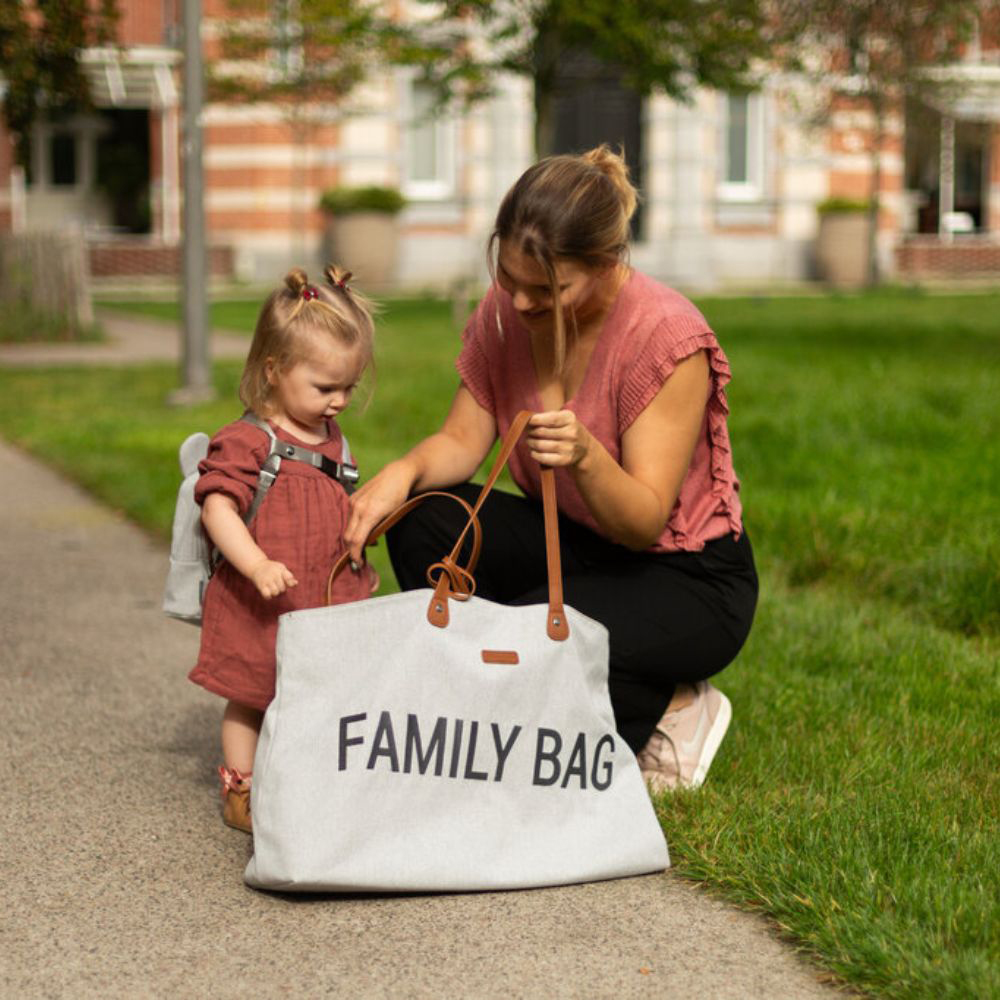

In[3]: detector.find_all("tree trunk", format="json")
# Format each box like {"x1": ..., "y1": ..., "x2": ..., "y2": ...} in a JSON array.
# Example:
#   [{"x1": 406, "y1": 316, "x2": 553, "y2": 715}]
[
  {"x1": 535, "y1": 84, "x2": 556, "y2": 159},
  {"x1": 533, "y1": 21, "x2": 561, "y2": 158}
]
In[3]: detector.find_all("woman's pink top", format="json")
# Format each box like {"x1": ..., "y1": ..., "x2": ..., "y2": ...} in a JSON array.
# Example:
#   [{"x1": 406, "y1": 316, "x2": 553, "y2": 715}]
[{"x1": 456, "y1": 270, "x2": 743, "y2": 553}]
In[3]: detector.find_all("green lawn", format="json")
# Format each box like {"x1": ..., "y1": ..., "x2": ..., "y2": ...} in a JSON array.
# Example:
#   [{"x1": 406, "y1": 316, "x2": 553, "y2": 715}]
[
  {"x1": 97, "y1": 296, "x2": 261, "y2": 334},
  {"x1": 2, "y1": 289, "x2": 998, "y2": 999}
]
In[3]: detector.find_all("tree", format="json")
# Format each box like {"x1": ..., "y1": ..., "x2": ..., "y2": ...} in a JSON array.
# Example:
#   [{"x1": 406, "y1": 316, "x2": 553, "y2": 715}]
[
  {"x1": 211, "y1": 0, "x2": 385, "y2": 107},
  {"x1": 210, "y1": 0, "x2": 395, "y2": 258},
  {"x1": 0, "y1": 0, "x2": 119, "y2": 166},
  {"x1": 775, "y1": 0, "x2": 989, "y2": 284},
  {"x1": 398, "y1": 0, "x2": 778, "y2": 157}
]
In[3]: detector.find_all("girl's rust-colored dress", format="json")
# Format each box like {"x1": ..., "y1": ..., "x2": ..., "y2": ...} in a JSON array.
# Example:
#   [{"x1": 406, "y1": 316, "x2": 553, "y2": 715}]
[{"x1": 188, "y1": 416, "x2": 373, "y2": 711}]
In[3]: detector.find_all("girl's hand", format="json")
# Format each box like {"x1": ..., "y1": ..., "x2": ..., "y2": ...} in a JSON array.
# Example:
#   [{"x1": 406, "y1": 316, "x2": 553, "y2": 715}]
[
  {"x1": 345, "y1": 459, "x2": 417, "y2": 564},
  {"x1": 249, "y1": 559, "x2": 298, "y2": 599},
  {"x1": 526, "y1": 410, "x2": 594, "y2": 468}
]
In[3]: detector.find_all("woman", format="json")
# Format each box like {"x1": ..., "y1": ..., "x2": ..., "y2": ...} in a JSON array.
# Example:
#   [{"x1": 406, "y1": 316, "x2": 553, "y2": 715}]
[{"x1": 345, "y1": 145, "x2": 758, "y2": 792}]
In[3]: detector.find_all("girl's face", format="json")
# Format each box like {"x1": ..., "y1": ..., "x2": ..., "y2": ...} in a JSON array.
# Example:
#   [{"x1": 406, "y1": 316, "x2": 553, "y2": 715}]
[
  {"x1": 266, "y1": 336, "x2": 367, "y2": 436},
  {"x1": 496, "y1": 240, "x2": 605, "y2": 333}
]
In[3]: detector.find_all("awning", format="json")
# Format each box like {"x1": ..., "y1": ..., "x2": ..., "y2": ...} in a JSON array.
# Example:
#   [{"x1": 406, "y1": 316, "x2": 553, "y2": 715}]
[
  {"x1": 78, "y1": 46, "x2": 180, "y2": 110},
  {"x1": 921, "y1": 63, "x2": 1000, "y2": 123}
]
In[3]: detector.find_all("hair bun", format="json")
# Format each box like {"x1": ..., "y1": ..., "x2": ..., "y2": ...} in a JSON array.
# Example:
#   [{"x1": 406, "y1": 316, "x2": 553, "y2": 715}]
[
  {"x1": 284, "y1": 267, "x2": 309, "y2": 296},
  {"x1": 582, "y1": 144, "x2": 638, "y2": 221},
  {"x1": 324, "y1": 264, "x2": 353, "y2": 290}
]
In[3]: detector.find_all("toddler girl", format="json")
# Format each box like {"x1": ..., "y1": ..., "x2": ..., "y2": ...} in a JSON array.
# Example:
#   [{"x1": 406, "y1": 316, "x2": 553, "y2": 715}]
[{"x1": 189, "y1": 265, "x2": 377, "y2": 833}]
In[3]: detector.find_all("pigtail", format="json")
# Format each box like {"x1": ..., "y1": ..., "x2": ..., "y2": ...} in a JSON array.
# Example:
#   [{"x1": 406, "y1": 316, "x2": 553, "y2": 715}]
[
  {"x1": 284, "y1": 267, "x2": 310, "y2": 298},
  {"x1": 323, "y1": 264, "x2": 353, "y2": 291},
  {"x1": 321, "y1": 262, "x2": 379, "y2": 336}
]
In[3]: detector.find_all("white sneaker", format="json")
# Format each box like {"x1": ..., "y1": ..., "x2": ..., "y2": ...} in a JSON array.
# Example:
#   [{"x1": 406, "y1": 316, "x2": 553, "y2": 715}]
[{"x1": 636, "y1": 681, "x2": 732, "y2": 792}]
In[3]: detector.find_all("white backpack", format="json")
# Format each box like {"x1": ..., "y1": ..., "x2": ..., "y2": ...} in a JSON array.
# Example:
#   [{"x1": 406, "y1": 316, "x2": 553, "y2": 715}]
[{"x1": 162, "y1": 413, "x2": 357, "y2": 625}]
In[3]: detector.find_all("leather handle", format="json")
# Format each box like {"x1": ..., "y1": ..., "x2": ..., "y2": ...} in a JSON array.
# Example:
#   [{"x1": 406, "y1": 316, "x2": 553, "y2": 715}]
[
  {"x1": 327, "y1": 490, "x2": 482, "y2": 606},
  {"x1": 431, "y1": 410, "x2": 570, "y2": 641},
  {"x1": 540, "y1": 463, "x2": 569, "y2": 640}
]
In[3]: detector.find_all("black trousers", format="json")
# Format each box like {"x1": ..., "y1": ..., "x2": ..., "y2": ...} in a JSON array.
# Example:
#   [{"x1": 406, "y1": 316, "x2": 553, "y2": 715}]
[{"x1": 386, "y1": 484, "x2": 759, "y2": 753}]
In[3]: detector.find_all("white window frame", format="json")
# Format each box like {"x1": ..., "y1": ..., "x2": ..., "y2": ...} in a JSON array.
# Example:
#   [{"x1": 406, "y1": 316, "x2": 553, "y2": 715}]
[
  {"x1": 717, "y1": 92, "x2": 765, "y2": 203},
  {"x1": 29, "y1": 122, "x2": 95, "y2": 192},
  {"x1": 402, "y1": 75, "x2": 456, "y2": 201}
]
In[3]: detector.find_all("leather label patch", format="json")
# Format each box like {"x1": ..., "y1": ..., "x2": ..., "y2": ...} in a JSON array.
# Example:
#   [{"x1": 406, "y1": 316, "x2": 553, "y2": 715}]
[{"x1": 481, "y1": 650, "x2": 519, "y2": 665}]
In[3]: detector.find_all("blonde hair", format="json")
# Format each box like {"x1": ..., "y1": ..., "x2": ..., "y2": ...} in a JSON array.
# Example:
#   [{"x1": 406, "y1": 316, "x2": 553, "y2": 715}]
[
  {"x1": 489, "y1": 144, "x2": 638, "y2": 371},
  {"x1": 239, "y1": 264, "x2": 376, "y2": 416}
]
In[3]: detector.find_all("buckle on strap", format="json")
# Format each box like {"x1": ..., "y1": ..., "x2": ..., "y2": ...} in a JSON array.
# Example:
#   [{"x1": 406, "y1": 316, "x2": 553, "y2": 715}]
[
  {"x1": 323, "y1": 457, "x2": 359, "y2": 490},
  {"x1": 268, "y1": 439, "x2": 358, "y2": 489}
]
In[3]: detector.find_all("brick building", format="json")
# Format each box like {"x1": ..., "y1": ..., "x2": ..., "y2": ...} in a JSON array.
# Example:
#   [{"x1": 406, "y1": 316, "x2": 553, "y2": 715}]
[{"x1": 1, "y1": 2, "x2": 998, "y2": 289}]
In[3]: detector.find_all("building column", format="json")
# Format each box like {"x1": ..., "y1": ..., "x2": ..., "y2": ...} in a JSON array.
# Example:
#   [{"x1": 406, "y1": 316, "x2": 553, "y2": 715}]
[
  {"x1": 989, "y1": 124, "x2": 1000, "y2": 235},
  {"x1": 939, "y1": 113, "x2": 955, "y2": 243},
  {"x1": 162, "y1": 104, "x2": 181, "y2": 245},
  {"x1": 10, "y1": 165, "x2": 26, "y2": 232}
]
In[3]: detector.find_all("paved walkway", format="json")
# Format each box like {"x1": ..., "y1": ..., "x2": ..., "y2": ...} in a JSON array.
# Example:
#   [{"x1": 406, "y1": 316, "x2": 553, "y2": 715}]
[
  {"x1": 0, "y1": 309, "x2": 249, "y2": 367},
  {"x1": 0, "y1": 318, "x2": 848, "y2": 998}
]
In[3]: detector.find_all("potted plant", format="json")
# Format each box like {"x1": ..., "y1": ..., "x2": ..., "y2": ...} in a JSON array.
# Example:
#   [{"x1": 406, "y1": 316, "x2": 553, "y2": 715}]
[
  {"x1": 815, "y1": 197, "x2": 871, "y2": 289},
  {"x1": 319, "y1": 185, "x2": 406, "y2": 291}
]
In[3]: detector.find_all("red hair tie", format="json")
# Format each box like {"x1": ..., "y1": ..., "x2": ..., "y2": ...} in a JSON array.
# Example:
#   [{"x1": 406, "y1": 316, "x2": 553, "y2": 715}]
[{"x1": 302, "y1": 285, "x2": 319, "y2": 301}]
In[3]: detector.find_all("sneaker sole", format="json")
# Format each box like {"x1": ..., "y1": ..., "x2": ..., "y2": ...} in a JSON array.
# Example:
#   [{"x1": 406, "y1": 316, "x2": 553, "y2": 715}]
[{"x1": 688, "y1": 689, "x2": 732, "y2": 788}]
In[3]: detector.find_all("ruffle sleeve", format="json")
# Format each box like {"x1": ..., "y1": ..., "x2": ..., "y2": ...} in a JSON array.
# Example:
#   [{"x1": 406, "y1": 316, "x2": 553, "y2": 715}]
[
  {"x1": 618, "y1": 318, "x2": 742, "y2": 539},
  {"x1": 194, "y1": 419, "x2": 272, "y2": 516},
  {"x1": 454, "y1": 289, "x2": 497, "y2": 416}
]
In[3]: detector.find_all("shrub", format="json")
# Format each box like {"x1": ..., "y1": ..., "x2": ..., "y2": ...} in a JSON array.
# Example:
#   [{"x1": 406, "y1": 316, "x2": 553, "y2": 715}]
[
  {"x1": 319, "y1": 185, "x2": 406, "y2": 216},
  {"x1": 817, "y1": 196, "x2": 871, "y2": 215}
]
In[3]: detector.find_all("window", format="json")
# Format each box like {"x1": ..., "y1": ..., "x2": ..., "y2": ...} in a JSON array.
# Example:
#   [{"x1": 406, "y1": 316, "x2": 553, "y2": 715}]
[
  {"x1": 404, "y1": 79, "x2": 455, "y2": 199},
  {"x1": 50, "y1": 133, "x2": 78, "y2": 187},
  {"x1": 726, "y1": 95, "x2": 749, "y2": 184},
  {"x1": 718, "y1": 93, "x2": 764, "y2": 202}
]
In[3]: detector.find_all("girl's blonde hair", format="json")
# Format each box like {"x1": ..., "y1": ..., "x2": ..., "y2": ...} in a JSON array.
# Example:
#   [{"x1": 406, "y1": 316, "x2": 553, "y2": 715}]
[
  {"x1": 239, "y1": 264, "x2": 376, "y2": 416},
  {"x1": 488, "y1": 144, "x2": 638, "y2": 372}
]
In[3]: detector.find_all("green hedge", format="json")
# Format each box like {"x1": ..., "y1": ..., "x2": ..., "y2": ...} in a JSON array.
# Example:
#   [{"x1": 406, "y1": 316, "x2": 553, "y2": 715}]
[{"x1": 319, "y1": 185, "x2": 406, "y2": 216}]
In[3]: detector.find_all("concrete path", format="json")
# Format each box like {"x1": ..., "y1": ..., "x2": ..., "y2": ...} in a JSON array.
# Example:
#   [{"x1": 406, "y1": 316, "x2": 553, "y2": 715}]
[
  {"x1": 0, "y1": 439, "x2": 847, "y2": 999},
  {"x1": 0, "y1": 309, "x2": 249, "y2": 367},
  {"x1": 0, "y1": 322, "x2": 848, "y2": 997}
]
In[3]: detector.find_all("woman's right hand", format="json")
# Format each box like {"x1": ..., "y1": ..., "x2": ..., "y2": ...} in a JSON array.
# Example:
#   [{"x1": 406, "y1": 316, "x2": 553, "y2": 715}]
[
  {"x1": 345, "y1": 458, "x2": 418, "y2": 564},
  {"x1": 344, "y1": 386, "x2": 497, "y2": 565}
]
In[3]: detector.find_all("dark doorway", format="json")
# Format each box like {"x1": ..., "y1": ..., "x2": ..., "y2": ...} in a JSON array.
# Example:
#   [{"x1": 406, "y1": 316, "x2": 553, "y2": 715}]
[
  {"x1": 550, "y1": 51, "x2": 645, "y2": 239},
  {"x1": 97, "y1": 109, "x2": 151, "y2": 234}
]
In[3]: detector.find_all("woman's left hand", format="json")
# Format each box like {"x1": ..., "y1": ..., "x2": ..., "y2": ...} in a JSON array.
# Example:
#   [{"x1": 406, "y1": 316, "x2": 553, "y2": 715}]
[{"x1": 526, "y1": 409, "x2": 593, "y2": 468}]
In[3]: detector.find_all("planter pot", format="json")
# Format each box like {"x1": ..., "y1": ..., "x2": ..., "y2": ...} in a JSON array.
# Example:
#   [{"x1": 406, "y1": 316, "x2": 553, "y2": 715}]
[
  {"x1": 816, "y1": 213, "x2": 871, "y2": 289},
  {"x1": 322, "y1": 212, "x2": 399, "y2": 291}
]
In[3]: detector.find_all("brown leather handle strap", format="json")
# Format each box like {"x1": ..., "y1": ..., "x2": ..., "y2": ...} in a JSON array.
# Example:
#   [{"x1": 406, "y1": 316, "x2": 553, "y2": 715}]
[
  {"x1": 440, "y1": 410, "x2": 534, "y2": 571},
  {"x1": 540, "y1": 464, "x2": 569, "y2": 640},
  {"x1": 433, "y1": 410, "x2": 569, "y2": 641},
  {"x1": 326, "y1": 490, "x2": 482, "y2": 605}
]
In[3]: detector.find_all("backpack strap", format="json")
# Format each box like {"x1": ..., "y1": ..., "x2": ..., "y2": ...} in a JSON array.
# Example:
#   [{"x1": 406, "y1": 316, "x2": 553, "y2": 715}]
[{"x1": 239, "y1": 413, "x2": 360, "y2": 524}]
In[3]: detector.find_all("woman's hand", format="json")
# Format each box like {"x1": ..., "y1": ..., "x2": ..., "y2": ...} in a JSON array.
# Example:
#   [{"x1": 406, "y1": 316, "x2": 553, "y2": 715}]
[
  {"x1": 526, "y1": 409, "x2": 594, "y2": 468},
  {"x1": 344, "y1": 387, "x2": 497, "y2": 564},
  {"x1": 248, "y1": 559, "x2": 298, "y2": 598},
  {"x1": 344, "y1": 459, "x2": 418, "y2": 564}
]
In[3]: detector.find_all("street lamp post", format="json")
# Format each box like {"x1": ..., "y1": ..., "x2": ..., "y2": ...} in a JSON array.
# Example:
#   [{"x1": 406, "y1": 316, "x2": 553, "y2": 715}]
[{"x1": 170, "y1": 0, "x2": 214, "y2": 404}]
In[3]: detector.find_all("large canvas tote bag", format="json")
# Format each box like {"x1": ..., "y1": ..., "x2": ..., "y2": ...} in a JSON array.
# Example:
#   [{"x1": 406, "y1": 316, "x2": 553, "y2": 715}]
[{"x1": 244, "y1": 412, "x2": 670, "y2": 892}]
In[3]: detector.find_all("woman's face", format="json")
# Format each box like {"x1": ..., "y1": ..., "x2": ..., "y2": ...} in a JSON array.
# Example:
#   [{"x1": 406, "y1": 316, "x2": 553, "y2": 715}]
[{"x1": 496, "y1": 240, "x2": 605, "y2": 333}]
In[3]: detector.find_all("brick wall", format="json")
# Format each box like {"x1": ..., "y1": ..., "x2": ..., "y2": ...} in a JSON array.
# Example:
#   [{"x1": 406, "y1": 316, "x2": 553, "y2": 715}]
[
  {"x1": 89, "y1": 242, "x2": 234, "y2": 278},
  {"x1": 116, "y1": 0, "x2": 170, "y2": 46},
  {"x1": 896, "y1": 238, "x2": 1000, "y2": 278},
  {"x1": 826, "y1": 93, "x2": 904, "y2": 232}
]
